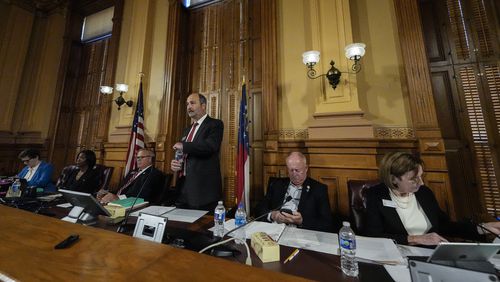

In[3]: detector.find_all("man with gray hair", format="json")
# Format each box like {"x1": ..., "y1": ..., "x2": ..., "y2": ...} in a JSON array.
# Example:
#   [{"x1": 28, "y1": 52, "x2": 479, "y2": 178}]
[{"x1": 255, "y1": 152, "x2": 333, "y2": 232}]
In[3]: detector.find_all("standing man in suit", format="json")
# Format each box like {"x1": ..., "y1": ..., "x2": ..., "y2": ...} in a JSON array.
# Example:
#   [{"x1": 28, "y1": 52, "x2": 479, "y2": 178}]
[
  {"x1": 255, "y1": 152, "x2": 333, "y2": 232},
  {"x1": 99, "y1": 148, "x2": 165, "y2": 203},
  {"x1": 171, "y1": 93, "x2": 224, "y2": 211}
]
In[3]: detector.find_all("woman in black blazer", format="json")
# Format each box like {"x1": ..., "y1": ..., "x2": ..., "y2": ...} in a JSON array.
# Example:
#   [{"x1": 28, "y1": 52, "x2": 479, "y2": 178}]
[
  {"x1": 364, "y1": 152, "x2": 500, "y2": 245},
  {"x1": 56, "y1": 150, "x2": 100, "y2": 194}
]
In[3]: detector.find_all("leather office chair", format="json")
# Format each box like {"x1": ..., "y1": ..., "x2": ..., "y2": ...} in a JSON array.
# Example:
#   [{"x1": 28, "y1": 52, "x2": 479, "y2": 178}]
[
  {"x1": 152, "y1": 173, "x2": 174, "y2": 206},
  {"x1": 347, "y1": 179, "x2": 379, "y2": 234},
  {"x1": 55, "y1": 165, "x2": 79, "y2": 189},
  {"x1": 95, "y1": 164, "x2": 114, "y2": 193},
  {"x1": 58, "y1": 164, "x2": 114, "y2": 194}
]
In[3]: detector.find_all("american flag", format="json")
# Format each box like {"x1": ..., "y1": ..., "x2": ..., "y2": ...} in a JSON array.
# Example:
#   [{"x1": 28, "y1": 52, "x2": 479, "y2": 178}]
[
  {"x1": 124, "y1": 81, "x2": 145, "y2": 176},
  {"x1": 236, "y1": 80, "x2": 250, "y2": 213}
]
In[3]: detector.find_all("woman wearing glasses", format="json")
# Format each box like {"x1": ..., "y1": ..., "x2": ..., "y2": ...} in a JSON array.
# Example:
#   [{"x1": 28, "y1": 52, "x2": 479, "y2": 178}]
[
  {"x1": 364, "y1": 151, "x2": 500, "y2": 245},
  {"x1": 17, "y1": 148, "x2": 55, "y2": 192}
]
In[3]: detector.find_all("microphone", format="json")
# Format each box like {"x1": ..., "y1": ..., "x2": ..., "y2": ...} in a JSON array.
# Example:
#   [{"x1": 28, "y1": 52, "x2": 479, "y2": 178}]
[
  {"x1": 116, "y1": 168, "x2": 153, "y2": 233},
  {"x1": 223, "y1": 195, "x2": 293, "y2": 240},
  {"x1": 474, "y1": 221, "x2": 500, "y2": 240}
]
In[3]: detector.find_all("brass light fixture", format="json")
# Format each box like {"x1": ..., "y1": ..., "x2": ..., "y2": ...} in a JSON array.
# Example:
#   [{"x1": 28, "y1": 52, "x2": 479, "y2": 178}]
[
  {"x1": 99, "y1": 83, "x2": 133, "y2": 110},
  {"x1": 302, "y1": 43, "x2": 366, "y2": 89}
]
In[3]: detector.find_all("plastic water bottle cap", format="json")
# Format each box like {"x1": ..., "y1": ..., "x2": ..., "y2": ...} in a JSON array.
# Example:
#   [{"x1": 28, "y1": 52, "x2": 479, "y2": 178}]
[
  {"x1": 342, "y1": 221, "x2": 350, "y2": 227},
  {"x1": 218, "y1": 201, "x2": 223, "y2": 205}
]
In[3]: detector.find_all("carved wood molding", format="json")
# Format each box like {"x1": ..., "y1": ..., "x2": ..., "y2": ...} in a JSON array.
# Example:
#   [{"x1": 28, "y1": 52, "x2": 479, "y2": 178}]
[{"x1": 374, "y1": 127, "x2": 415, "y2": 139}]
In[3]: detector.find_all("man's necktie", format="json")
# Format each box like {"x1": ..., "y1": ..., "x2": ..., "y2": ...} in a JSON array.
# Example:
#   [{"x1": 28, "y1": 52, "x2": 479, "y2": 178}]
[
  {"x1": 117, "y1": 171, "x2": 138, "y2": 195},
  {"x1": 180, "y1": 122, "x2": 198, "y2": 177}
]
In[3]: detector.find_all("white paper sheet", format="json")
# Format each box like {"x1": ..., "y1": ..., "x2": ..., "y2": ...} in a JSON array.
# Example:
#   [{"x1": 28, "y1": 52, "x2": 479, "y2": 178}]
[
  {"x1": 223, "y1": 219, "x2": 286, "y2": 241},
  {"x1": 356, "y1": 235, "x2": 405, "y2": 264},
  {"x1": 163, "y1": 208, "x2": 207, "y2": 223},
  {"x1": 278, "y1": 229, "x2": 405, "y2": 265},
  {"x1": 130, "y1": 205, "x2": 176, "y2": 217},
  {"x1": 278, "y1": 227, "x2": 339, "y2": 255},
  {"x1": 397, "y1": 244, "x2": 434, "y2": 258},
  {"x1": 56, "y1": 202, "x2": 72, "y2": 208}
]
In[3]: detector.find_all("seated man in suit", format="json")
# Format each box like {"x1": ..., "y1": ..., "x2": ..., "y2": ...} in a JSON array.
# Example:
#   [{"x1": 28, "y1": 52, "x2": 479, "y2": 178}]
[
  {"x1": 17, "y1": 148, "x2": 55, "y2": 192},
  {"x1": 255, "y1": 152, "x2": 333, "y2": 232},
  {"x1": 98, "y1": 149, "x2": 165, "y2": 204}
]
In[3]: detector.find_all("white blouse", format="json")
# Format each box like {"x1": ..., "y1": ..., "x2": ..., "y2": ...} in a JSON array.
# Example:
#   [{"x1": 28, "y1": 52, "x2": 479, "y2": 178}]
[{"x1": 389, "y1": 190, "x2": 431, "y2": 235}]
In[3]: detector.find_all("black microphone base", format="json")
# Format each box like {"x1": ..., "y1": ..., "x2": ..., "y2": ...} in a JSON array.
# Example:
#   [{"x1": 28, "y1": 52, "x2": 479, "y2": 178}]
[
  {"x1": 210, "y1": 245, "x2": 241, "y2": 257},
  {"x1": 116, "y1": 223, "x2": 136, "y2": 234}
]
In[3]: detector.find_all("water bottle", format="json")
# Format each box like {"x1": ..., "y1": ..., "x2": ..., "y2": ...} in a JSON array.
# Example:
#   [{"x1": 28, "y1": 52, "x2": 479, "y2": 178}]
[
  {"x1": 339, "y1": 221, "x2": 358, "y2": 277},
  {"x1": 234, "y1": 202, "x2": 247, "y2": 244},
  {"x1": 175, "y1": 149, "x2": 183, "y2": 162},
  {"x1": 11, "y1": 179, "x2": 21, "y2": 193},
  {"x1": 213, "y1": 201, "x2": 226, "y2": 238},
  {"x1": 9, "y1": 179, "x2": 22, "y2": 197}
]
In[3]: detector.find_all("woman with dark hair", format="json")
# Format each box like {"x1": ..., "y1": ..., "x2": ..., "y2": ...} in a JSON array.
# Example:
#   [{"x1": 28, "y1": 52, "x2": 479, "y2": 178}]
[
  {"x1": 56, "y1": 150, "x2": 100, "y2": 194},
  {"x1": 364, "y1": 151, "x2": 500, "y2": 245},
  {"x1": 17, "y1": 148, "x2": 55, "y2": 192}
]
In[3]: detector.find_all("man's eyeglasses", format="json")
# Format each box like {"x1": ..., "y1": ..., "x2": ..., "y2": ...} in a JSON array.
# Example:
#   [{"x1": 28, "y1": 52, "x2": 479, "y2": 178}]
[
  {"x1": 136, "y1": 156, "x2": 153, "y2": 160},
  {"x1": 21, "y1": 158, "x2": 32, "y2": 163}
]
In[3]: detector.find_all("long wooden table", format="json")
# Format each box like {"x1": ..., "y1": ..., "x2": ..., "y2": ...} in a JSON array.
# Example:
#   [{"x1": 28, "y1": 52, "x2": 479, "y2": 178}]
[{"x1": 0, "y1": 205, "x2": 305, "y2": 281}]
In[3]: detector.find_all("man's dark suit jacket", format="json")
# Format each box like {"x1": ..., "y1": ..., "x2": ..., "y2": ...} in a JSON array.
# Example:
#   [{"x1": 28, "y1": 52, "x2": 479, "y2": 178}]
[
  {"x1": 364, "y1": 183, "x2": 479, "y2": 245},
  {"x1": 121, "y1": 166, "x2": 165, "y2": 203},
  {"x1": 255, "y1": 177, "x2": 333, "y2": 232},
  {"x1": 177, "y1": 116, "x2": 223, "y2": 209}
]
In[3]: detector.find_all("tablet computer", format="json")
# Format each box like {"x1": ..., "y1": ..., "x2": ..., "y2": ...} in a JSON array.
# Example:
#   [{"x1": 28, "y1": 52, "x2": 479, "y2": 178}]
[{"x1": 429, "y1": 242, "x2": 500, "y2": 263}]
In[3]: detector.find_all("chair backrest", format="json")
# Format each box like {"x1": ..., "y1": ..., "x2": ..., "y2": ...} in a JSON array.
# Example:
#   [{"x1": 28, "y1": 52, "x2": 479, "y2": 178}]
[
  {"x1": 56, "y1": 165, "x2": 79, "y2": 189},
  {"x1": 152, "y1": 173, "x2": 174, "y2": 206},
  {"x1": 95, "y1": 164, "x2": 114, "y2": 193},
  {"x1": 347, "y1": 179, "x2": 379, "y2": 234}
]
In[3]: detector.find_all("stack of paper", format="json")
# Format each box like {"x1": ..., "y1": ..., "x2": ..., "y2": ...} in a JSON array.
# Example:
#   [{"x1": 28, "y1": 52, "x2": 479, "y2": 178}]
[
  {"x1": 130, "y1": 206, "x2": 207, "y2": 223},
  {"x1": 223, "y1": 219, "x2": 286, "y2": 241},
  {"x1": 278, "y1": 228, "x2": 405, "y2": 265}
]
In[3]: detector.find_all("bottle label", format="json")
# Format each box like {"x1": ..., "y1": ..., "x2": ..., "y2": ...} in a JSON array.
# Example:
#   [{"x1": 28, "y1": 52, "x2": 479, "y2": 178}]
[
  {"x1": 215, "y1": 211, "x2": 225, "y2": 222},
  {"x1": 175, "y1": 150, "x2": 183, "y2": 161},
  {"x1": 235, "y1": 217, "x2": 246, "y2": 227},
  {"x1": 340, "y1": 238, "x2": 356, "y2": 250},
  {"x1": 12, "y1": 184, "x2": 20, "y2": 192}
]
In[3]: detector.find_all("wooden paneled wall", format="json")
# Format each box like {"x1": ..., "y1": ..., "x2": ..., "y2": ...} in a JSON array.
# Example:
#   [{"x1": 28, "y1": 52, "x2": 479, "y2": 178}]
[
  {"x1": 168, "y1": 0, "x2": 264, "y2": 207},
  {"x1": 0, "y1": 144, "x2": 48, "y2": 177}
]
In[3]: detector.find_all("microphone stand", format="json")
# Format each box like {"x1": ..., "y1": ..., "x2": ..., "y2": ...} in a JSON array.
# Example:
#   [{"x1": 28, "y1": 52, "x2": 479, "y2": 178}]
[
  {"x1": 116, "y1": 168, "x2": 153, "y2": 233},
  {"x1": 475, "y1": 222, "x2": 500, "y2": 240},
  {"x1": 224, "y1": 195, "x2": 293, "y2": 239}
]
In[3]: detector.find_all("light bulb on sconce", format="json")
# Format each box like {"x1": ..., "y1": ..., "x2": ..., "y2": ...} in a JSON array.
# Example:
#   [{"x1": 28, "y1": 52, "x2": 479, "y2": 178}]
[
  {"x1": 302, "y1": 43, "x2": 366, "y2": 89},
  {"x1": 99, "y1": 83, "x2": 133, "y2": 110}
]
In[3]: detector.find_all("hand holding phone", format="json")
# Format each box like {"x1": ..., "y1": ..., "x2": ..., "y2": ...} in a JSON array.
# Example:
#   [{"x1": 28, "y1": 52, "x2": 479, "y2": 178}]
[{"x1": 280, "y1": 208, "x2": 293, "y2": 215}]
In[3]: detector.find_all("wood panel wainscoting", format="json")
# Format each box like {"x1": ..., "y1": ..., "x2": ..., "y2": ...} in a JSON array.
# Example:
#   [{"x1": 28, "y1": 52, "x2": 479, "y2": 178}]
[{"x1": 261, "y1": 139, "x2": 458, "y2": 221}]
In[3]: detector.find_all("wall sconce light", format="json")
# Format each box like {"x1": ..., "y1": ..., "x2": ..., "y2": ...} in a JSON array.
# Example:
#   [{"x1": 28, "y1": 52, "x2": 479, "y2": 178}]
[
  {"x1": 99, "y1": 83, "x2": 133, "y2": 110},
  {"x1": 302, "y1": 43, "x2": 366, "y2": 90}
]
